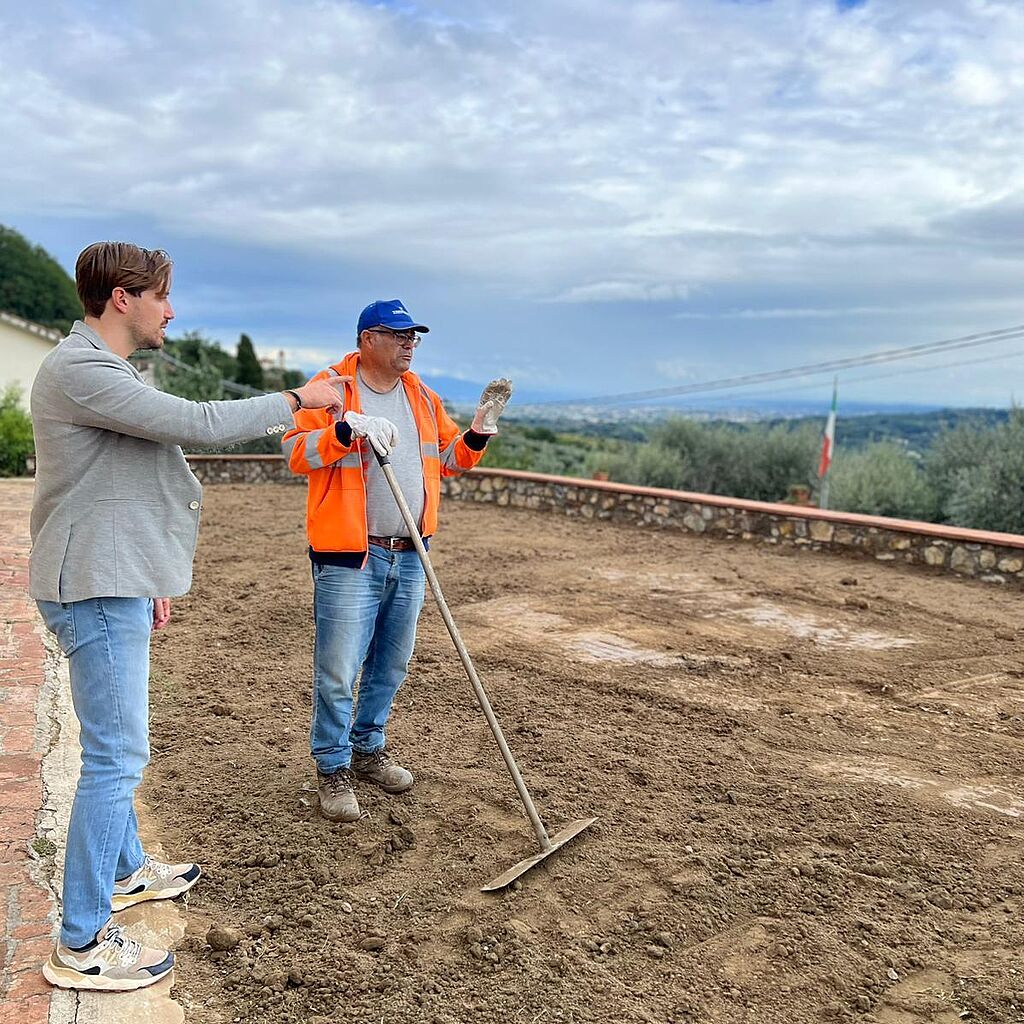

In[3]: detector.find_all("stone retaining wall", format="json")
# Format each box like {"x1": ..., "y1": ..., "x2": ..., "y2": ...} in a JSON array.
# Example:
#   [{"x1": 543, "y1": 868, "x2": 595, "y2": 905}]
[
  {"x1": 187, "y1": 453, "x2": 296, "y2": 485},
  {"x1": 185, "y1": 455, "x2": 1024, "y2": 584}
]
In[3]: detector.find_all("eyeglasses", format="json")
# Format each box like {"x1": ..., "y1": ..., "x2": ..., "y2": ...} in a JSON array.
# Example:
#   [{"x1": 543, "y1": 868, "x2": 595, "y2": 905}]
[{"x1": 367, "y1": 328, "x2": 421, "y2": 348}]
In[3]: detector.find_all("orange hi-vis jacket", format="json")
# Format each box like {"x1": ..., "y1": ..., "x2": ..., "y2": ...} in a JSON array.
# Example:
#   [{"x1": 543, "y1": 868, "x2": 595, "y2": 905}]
[{"x1": 282, "y1": 351, "x2": 486, "y2": 558}]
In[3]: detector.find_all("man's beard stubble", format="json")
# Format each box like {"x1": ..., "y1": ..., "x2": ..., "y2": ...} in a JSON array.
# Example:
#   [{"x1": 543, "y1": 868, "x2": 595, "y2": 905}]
[{"x1": 129, "y1": 321, "x2": 164, "y2": 352}]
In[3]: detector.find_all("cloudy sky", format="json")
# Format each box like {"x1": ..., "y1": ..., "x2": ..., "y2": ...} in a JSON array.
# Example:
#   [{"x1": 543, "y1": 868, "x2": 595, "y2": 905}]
[{"x1": 2, "y1": 0, "x2": 1023, "y2": 408}]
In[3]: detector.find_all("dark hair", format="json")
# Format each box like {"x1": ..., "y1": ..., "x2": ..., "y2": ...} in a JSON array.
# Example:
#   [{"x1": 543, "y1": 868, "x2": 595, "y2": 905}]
[{"x1": 75, "y1": 242, "x2": 173, "y2": 318}]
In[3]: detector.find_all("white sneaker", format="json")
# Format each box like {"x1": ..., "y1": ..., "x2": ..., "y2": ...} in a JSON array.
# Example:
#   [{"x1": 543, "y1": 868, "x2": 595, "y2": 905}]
[
  {"x1": 112, "y1": 854, "x2": 201, "y2": 911},
  {"x1": 42, "y1": 921, "x2": 173, "y2": 991}
]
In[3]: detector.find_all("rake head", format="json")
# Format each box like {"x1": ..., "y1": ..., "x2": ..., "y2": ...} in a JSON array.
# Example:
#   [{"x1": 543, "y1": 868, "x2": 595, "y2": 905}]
[{"x1": 481, "y1": 817, "x2": 598, "y2": 892}]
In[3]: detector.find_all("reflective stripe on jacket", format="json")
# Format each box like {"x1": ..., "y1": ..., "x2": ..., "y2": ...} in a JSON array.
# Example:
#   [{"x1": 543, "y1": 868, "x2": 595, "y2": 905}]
[{"x1": 282, "y1": 351, "x2": 484, "y2": 556}]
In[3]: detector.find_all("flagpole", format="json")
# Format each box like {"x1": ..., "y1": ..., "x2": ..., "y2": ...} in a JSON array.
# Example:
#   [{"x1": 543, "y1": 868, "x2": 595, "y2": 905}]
[{"x1": 819, "y1": 376, "x2": 838, "y2": 510}]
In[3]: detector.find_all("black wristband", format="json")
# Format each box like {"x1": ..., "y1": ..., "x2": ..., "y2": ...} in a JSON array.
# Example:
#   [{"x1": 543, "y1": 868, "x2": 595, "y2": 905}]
[
  {"x1": 464, "y1": 429, "x2": 491, "y2": 451},
  {"x1": 284, "y1": 389, "x2": 302, "y2": 409},
  {"x1": 334, "y1": 420, "x2": 354, "y2": 446}
]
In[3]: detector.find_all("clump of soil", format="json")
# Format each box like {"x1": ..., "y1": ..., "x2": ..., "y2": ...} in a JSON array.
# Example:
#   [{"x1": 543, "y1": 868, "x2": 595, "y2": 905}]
[{"x1": 147, "y1": 484, "x2": 1024, "y2": 1023}]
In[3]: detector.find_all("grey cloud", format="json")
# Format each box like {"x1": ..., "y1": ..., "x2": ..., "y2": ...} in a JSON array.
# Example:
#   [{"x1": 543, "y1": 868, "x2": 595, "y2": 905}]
[
  {"x1": 931, "y1": 197, "x2": 1024, "y2": 253},
  {"x1": 2, "y1": 0, "x2": 1023, "y2": 346}
]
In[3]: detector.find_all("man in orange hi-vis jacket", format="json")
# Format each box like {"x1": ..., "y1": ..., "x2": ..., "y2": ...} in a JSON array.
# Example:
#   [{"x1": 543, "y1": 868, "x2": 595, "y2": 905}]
[{"x1": 283, "y1": 299, "x2": 512, "y2": 823}]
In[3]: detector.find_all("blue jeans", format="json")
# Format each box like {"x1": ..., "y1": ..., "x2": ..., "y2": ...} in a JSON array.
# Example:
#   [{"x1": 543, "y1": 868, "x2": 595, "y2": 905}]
[
  {"x1": 311, "y1": 548, "x2": 426, "y2": 775},
  {"x1": 36, "y1": 598, "x2": 150, "y2": 948}
]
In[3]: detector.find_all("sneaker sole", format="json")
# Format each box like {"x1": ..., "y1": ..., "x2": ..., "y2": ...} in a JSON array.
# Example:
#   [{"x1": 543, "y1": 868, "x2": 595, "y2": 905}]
[
  {"x1": 42, "y1": 956, "x2": 174, "y2": 992},
  {"x1": 111, "y1": 869, "x2": 201, "y2": 912},
  {"x1": 352, "y1": 769, "x2": 414, "y2": 794}
]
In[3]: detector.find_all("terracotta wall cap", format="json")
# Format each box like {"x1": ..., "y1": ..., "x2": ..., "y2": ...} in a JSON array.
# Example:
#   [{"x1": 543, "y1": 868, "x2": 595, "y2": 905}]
[{"x1": 183, "y1": 456, "x2": 1024, "y2": 551}]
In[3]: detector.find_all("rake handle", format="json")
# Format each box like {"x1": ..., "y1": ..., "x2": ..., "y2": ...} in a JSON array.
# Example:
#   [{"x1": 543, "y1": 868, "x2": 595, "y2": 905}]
[{"x1": 372, "y1": 446, "x2": 553, "y2": 852}]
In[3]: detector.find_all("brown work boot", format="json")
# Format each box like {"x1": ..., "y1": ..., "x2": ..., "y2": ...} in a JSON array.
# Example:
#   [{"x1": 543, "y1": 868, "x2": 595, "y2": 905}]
[
  {"x1": 352, "y1": 747, "x2": 414, "y2": 794},
  {"x1": 317, "y1": 767, "x2": 360, "y2": 822}
]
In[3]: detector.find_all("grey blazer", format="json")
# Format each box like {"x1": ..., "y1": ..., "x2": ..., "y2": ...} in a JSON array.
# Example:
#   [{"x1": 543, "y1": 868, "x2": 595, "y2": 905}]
[{"x1": 30, "y1": 321, "x2": 293, "y2": 603}]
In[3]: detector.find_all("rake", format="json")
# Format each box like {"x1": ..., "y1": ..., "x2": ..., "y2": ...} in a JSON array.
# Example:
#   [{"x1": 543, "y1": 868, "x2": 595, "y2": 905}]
[{"x1": 373, "y1": 446, "x2": 597, "y2": 890}]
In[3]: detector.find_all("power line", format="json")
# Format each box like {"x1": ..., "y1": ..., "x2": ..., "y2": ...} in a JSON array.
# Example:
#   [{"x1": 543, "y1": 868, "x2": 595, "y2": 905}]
[
  {"x1": 153, "y1": 349, "x2": 270, "y2": 396},
  {"x1": 669, "y1": 345, "x2": 1024, "y2": 408},
  {"x1": 540, "y1": 322, "x2": 1024, "y2": 406}
]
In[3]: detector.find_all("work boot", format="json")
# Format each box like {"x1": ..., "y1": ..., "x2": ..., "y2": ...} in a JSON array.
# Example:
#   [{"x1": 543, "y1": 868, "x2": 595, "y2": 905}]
[
  {"x1": 352, "y1": 747, "x2": 414, "y2": 794},
  {"x1": 318, "y1": 766, "x2": 360, "y2": 822},
  {"x1": 42, "y1": 920, "x2": 174, "y2": 991},
  {"x1": 112, "y1": 854, "x2": 201, "y2": 911}
]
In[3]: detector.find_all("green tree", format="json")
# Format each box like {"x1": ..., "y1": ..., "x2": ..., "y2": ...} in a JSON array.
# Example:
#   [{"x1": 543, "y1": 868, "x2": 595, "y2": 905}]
[
  {"x1": 600, "y1": 441, "x2": 687, "y2": 489},
  {"x1": 599, "y1": 417, "x2": 819, "y2": 502},
  {"x1": 235, "y1": 333, "x2": 264, "y2": 389},
  {"x1": 928, "y1": 408, "x2": 1024, "y2": 533},
  {"x1": 0, "y1": 385, "x2": 35, "y2": 477},
  {"x1": 828, "y1": 441, "x2": 937, "y2": 520},
  {"x1": 154, "y1": 344, "x2": 224, "y2": 402},
  {"x1": 164, "y1": 330, "x2": 236, "y2": 379},
  {"x1": 0, "y1": 225, "x2": 81, "y2": 331}
]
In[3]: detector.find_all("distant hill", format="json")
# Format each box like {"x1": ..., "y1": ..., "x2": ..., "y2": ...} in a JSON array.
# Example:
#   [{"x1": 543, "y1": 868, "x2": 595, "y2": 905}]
[
  {"x1": 501, "y1": 390, "x2": 978, "y2": 422},
  {"x1": 497, "y1": 405, "x2": 1014, "y2": 454},
  {"x1": 671, "y1": 397, "x2": 944, "y2": 417},
  {"x1": 328, "y1": 367, "x2": 1013, "y2": 452},
  {"x1": 768, "y1": 407, "x2": 1010, "y2": 452}
]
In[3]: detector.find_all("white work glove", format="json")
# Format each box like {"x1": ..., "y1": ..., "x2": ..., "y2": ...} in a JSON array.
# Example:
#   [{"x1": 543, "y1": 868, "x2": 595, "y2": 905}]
[
  {"x1": 343, "y1": 411, "x2": 399, "y2": 456},
  {"x1": 471, "y1": 378, "x2": 513, "y2": 434}
]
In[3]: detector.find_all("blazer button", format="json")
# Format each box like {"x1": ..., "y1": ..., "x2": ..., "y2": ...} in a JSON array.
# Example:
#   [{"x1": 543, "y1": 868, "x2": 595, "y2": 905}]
[{"x1": 188, "y1": 500, "x2": 200, "y2": 510}]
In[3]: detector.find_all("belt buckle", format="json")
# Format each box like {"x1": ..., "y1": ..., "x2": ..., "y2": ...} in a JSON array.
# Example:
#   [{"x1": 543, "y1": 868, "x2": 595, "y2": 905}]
[{"x1": 387, "y1": 536, "x2": 402, "y2": 550}]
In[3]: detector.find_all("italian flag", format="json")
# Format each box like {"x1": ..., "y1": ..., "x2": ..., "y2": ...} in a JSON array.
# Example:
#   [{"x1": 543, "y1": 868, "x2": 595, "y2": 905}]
[{"x1": 818, "y1": 378, "x2": 838, "y2": 479}]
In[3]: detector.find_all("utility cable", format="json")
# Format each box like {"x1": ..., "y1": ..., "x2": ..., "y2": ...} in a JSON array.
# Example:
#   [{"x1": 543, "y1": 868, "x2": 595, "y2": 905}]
[
  {"x1": 539, "y1": 322, "x2": 1024, "y2": 406},
  {"x1": 153, "y1": 348, "x2": 270, "y2": 396},
  {"x1": 668, "y1": 345, "x2": 1024, "y2": 409}
]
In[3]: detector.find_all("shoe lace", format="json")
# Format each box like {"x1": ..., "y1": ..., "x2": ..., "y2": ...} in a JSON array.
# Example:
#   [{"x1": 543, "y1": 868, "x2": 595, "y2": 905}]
[
  {"x1": 366, "y1": 748, "x2": 393, "y2": 768},
  {"x1": 324, "y1": 767, "x2": 355, "y2": 794},
  {"x1": 143, "y1": 854, "x2": 173, "y2": 880},
  {"x1": 101, "y1": 924, "x2": 142, "y2": 967}
]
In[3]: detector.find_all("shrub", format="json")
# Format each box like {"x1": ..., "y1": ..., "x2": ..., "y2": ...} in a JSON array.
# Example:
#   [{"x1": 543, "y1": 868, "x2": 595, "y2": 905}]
[
  {"x1": 601, "y1": 417, "x2": 819, "y2": 502},
  {"x1": 928, "y1": 409, "x2": 1024, "y2": 533},
  {"x1": 0, "y1": 385, "x2": 35, "y2": 477},
  {"x1": 827, "y1": 441, "x2": 937, "y2": 521},
  {"x1": 599, "y1": 441, "x2": 687, "y2": 490}
]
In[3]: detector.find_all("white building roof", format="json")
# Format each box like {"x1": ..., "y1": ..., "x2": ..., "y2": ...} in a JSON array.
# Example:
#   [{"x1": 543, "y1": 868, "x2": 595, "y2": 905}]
[{"x1": 0, "y1": 310, "x2": 63, "y2": 343}]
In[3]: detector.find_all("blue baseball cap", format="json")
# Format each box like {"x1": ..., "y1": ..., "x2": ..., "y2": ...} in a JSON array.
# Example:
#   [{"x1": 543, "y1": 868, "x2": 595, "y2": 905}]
[{"x1": 357, "y1": 299, "x2": 429, "y2": 336}]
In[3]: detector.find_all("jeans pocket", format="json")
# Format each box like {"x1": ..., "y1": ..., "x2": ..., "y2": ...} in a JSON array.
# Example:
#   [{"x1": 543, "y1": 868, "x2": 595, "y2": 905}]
[{"x1": 37, "y1": 600, "x2": 77, "y2": 656}]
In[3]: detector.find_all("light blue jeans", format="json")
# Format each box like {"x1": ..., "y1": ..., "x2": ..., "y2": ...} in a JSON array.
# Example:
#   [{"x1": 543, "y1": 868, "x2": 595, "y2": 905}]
[
  {"x1": 311, "y1": 548, "x2": 426, "y2": 775},
  {"x1": 36, "y1": 597, "x2": 150, "y2": 948}
]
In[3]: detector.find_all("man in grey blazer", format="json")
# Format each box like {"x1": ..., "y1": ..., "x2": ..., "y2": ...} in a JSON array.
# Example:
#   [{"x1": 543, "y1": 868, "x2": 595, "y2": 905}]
[{"x1": 30, "y1": 241, "x2": 347, "y2": 992}]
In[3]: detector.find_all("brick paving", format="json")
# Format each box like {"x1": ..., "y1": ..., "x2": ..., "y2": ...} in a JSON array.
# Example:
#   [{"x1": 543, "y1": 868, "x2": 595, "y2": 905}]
[{"x1": 0, "y1": 479, "x2": 53, "y2": 1024}]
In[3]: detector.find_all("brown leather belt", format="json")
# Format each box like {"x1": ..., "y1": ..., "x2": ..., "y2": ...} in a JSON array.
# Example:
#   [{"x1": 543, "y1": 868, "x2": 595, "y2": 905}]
[{"x1": 367, "y1": 535, "x2": 417, "y2": 551}]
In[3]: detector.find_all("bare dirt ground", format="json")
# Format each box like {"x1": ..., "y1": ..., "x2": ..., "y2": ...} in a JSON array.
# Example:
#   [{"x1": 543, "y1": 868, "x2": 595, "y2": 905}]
[{"x1": 146, "y1": 484, "x2": 1024, "y2": 1024}]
